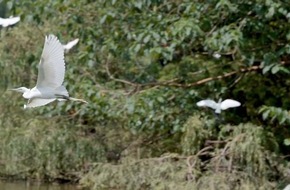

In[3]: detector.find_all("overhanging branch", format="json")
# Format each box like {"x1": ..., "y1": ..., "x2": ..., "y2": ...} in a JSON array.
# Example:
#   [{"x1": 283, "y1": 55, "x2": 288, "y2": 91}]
[{"x1": 105, "y1": 60, "x2": 289, "y2": 93}]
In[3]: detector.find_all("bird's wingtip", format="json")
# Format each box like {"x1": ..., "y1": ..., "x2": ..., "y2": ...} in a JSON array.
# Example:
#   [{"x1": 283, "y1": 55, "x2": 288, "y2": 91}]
[
  {"x1": 196, "y1": 100, "x2": 203, "y2": 107},
  {"x1": 46, "y1": 34, "x2": 58, "y2": 41}
]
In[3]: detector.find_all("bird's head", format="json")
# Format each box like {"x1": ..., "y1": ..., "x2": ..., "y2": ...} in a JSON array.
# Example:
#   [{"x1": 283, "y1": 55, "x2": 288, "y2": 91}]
[{"x1": 10, "y1": 87, "x2": 30, "y2": 93}]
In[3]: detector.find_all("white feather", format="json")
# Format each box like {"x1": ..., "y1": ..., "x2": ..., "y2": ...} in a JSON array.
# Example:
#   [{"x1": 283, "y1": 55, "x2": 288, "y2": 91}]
[
  {"x1": 213, "y1": 53, "x2": 221, "y2": 59},
  {"x1": 63, "y1": 38, "x2": 79, "y2": 51},
  {"x1": 25, "y1": 98, "x2": 56, "y2": 109},
  {"x1": 220, "y1": 99, "x2": 241, "y2": 110},
  {"x1": 196, "y1": 100, "x2": 218, "y2": 110},
  {"x1": 36, "y1": 35, "x2": 66, "y2": 89},
  {"x1": 0, "y1": 16, "x2": 20, "y2": 27}
]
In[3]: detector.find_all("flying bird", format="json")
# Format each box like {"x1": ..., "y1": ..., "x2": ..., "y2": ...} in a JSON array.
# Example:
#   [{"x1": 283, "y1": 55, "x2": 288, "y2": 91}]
[
  {"x1": 196, "y1": 99, "x2": 241, "y2": 114},
  {"x1": 63, "y1": 38, "x2": 79, "y2": 52},
  {"x1": 11, "y1": 34, "x2": 87, "y2": 109},
  {"x1": 0, "y1": 16, "x2": 20, "y2": 27}
]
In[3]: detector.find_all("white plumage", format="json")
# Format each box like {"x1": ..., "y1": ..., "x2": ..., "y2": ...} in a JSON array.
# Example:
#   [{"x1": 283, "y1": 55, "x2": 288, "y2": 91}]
[
  {"x1": 0, "y1": 16, "x2": 20, "y2": 27},
  {"x1": 284, "y1": 184, "x2": 290, "y2": 190},
  {"x1": 37, "y1": 35, "x2": 66, "y2": 89},
  {"x1": 213, "y1": 53, "x2": 221, "y2": 59},
  {"x1": 63, "y1": 38, "x2": 79, "y2": 52},
  {"x1": 196, "y1": 99, "x2": 241, "y2": 114},
  {"x1": 11, "y1": 35, "x2": 87, "y2": 108}
]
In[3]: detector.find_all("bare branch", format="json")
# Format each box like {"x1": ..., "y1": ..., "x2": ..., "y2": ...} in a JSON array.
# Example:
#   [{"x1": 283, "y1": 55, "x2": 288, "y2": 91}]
[{"x1": 105, "y1": 60, "x2": 290, "y2": 92}]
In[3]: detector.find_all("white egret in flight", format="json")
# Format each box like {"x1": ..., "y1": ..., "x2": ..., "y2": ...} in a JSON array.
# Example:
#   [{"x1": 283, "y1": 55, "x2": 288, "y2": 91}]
[
  {"x1": 0, "y1": 16, "x2": 20, "y2": 27},
  {"x1": 63, "y1": 38, "x2": 79, "y2": 53},
  {"x1": 196, "y1": 99, "x2": 241, "y2": 114},
  {"x1": 11, "y1": 34, "x2": 87, "y2": 109}
]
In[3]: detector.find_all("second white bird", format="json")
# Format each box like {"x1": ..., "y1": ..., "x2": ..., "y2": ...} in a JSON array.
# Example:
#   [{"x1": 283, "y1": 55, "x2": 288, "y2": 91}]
[
  {"x1": 196, "y1": 99, "x2": 241, "y2": 114},
  {"x1": 0, "y1": 16, "x2": 20, "y2": 27}
]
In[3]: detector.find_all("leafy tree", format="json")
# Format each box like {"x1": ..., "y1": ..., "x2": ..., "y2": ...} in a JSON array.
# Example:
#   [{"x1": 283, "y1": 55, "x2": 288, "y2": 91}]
[{"x1": 1, "y1": 0, "x2": 290, "y2": 188}]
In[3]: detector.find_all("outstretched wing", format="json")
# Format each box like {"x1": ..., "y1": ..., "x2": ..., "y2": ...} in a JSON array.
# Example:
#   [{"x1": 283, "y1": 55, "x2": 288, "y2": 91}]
[
  {"x1": 0, "y1": 16, "x2": 20, "y2": 27},
  {"x1": 36, "y1": 35, "x2": 65, "y2": 89},
  {"x1": 220, "y1": 99, "x2": 241, "y2": 110},
  {"x1": 25, "y1": 98, "x2": 56, "y2": 108},
  {"x1": 196, "y1": 100, "x2": 218, "y2": 110},
  {"x1": 7, "y1": 16, "x2": 20, "y2": 25},
  {"x1": 63, "y1": 38, "x2": 79, "y2": 50}
]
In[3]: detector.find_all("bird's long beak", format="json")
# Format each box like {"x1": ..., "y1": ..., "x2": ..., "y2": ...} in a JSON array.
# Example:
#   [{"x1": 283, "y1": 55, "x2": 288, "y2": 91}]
[{"x1": 9, "y1": 88, "x2": 21, "y2": 92}]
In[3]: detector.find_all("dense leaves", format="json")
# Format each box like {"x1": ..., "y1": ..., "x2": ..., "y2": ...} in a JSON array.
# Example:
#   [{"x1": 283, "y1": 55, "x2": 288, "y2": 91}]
[{"x1": 1, "y1": 0, "x2": 290, "y2": 188}]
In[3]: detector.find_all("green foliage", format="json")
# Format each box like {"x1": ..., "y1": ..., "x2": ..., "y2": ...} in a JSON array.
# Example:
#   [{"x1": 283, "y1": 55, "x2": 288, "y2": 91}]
[
  {"x1": 2, "y1": 0, "x2": 289, "y2": 132},
  {"x1": 80, "y1": 156, "x2": 190, "y2": 190},
  {"x1": 181, "y1": 115, "x2": 212, "y2": 155},
  {"x1": 0, "y1": 0, "x2": 290, "y2": 188},
  {"x1": 0, "y1": 91, "x2": 107, "y2": 181},
  {"x1": 217, "y1": 123, "x2": 279, "y2": 177},
  {"x1": 80, "y1": 123, "x2": 283, "y2": 190},
  {"x1": 259, "y1": 106, "x2": 290, "y2": 125}
]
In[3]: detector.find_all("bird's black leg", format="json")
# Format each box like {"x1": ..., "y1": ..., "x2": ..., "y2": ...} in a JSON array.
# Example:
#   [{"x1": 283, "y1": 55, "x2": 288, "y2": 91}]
[{"x1": 55, "y1": 94, "x2": 70, "y2": 100}]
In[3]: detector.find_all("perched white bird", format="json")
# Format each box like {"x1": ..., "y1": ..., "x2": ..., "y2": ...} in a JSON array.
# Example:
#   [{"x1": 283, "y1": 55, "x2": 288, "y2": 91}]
[
  {"x1": 0, "y1": 16, "x2": 20, "y2": 27},
  {"x1": 11, "y1": 34, "x2": 87, "y2": 109},
  {"x1": 213, "y1": 53, "x2": 221, "y2": 59},
  {"x1": 63, "y1": 38, "x2": 79, "y2": 52},
  {"x1": 196, "y1": 99, "x2": 241, "y2": 114}
]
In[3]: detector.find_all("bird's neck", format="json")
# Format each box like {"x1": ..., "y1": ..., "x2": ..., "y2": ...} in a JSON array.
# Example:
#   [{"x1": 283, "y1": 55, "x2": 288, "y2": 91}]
[{"x1": 22, "y1": 88, "x2": 32, "y2": 99}]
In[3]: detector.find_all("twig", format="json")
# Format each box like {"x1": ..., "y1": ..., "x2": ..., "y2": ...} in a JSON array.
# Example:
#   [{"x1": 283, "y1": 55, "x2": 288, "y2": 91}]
[
  {"x1": 213, "y1": 133, "x2": 245, "y2": 172},
  {"x1": 205, "y1": 140, "x2": 228, "y2": 146},
  {"x1": 186, "y1": 146, "x2": 213, "y2": 180},
  {"x1": 106, "y1": 60, "x2": 137, "y2": 86}
]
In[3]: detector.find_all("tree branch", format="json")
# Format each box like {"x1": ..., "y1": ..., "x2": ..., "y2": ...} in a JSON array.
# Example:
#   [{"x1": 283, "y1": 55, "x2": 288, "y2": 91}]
[{"x1": 105, "y1": 60, "x2": 290, "y2": 92}]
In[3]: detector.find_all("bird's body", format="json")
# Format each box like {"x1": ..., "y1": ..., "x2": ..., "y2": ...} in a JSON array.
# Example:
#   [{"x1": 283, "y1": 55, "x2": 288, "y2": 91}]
[
  {"x1": 196, "y1": 99, "x2": 241, "y2": 114},
  {"x1": 0, "y1": 16, "x2": 20, "y2": 27},
  {"x1": 63, "y1": 38, "x2": 79, "y2": 52},
  {"x1": 21, "y1": 86, "x2": 67, "y2": 99},
  {"x1": 11, "y1": 35, "x2": 87, "y2": 108},
  {"x1": 23, "y1": 87, "x2": 42, "y2": 99}
]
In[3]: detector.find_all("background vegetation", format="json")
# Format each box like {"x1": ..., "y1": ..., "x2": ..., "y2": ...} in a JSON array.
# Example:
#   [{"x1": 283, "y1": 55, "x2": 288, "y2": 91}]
[{"x1": 0, "y1": 0, "x2": 290, "y2": 189}]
